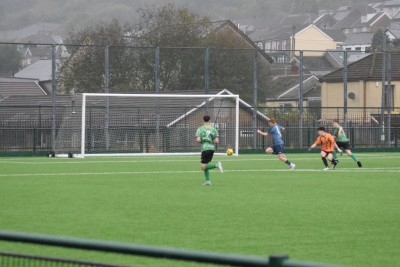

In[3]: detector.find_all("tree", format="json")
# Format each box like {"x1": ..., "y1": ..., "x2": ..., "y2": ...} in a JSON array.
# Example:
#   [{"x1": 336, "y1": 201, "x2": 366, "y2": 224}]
[
  {"x1": 0, "y1": 45, "x2": 22, "y2": 75},
  {"x1": 57, "y1": 3, "x2": 270, "y2": 101},
  {"x1": 369, "y1": 29, "x2": 391, "y2": 52},
  {"x1": 58, "y1": 4, "x2": 213, "y2": 93},
  {"x1": 58, "y1": 19, "x2": 132, "y2": 93},
  {"x1": 390, "y1": 38, "x2": 400, "y2": 52},
  {"x1": 135, "y1": 3, "x2": 211, "y2": 47},
  {"x1": 132, "y1": 4, "x2": 212, "y2": 92}
]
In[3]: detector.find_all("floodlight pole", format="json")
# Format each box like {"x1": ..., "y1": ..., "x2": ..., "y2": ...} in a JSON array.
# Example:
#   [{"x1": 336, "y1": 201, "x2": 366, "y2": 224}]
[{"x1": 51, "y1": 44, "x2": 56, "y2": 151}]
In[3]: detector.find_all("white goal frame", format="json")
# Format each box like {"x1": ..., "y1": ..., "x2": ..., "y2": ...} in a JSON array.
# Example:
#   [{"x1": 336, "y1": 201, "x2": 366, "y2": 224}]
[{"x1": 74, "y1": 93, "x2": 240, "y2": 158}]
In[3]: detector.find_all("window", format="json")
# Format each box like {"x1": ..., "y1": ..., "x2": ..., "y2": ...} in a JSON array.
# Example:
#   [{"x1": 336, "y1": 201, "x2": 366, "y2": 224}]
[
  {"x1": 279, "y1": 103, "x2": 292, "y2": 108},
  {"x1": 265, "y1": 42, "x2": 271, "y2": 51},
  {"x1": 271, "y1": 41, "x2": 276, "y2": 50},
  {"x1": 277, "y1": 55, "x2": 286, "y2": 63},
  {"x1": 277, "y1": 41, "x2": 282, "y2": 50},
  {"x1": 355, "y1": 47, "x2": 362, "y2": 51},
  {"x1": 279, "y1": 103, "x2": 293, "y2": 113},
  {"x1": 282, "y1": 40, "x2": 287, "y2": 49}
]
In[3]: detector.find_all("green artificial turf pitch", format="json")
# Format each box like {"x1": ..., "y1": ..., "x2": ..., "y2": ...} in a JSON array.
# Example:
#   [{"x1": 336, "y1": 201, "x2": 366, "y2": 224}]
[{"x1": 0, "y1": 152, "x2": 399, "y2": 267}]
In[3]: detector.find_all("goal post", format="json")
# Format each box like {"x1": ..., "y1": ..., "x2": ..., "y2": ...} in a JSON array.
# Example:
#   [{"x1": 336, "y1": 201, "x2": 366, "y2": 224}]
[{"x1": 54, "y1": 93, "x2": 239, "y2": 158}]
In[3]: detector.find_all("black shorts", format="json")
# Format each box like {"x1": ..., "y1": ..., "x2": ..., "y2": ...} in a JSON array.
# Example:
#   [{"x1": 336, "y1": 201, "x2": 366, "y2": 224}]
[
  {"x1": 336, "y1": 141, "x2": 351, "y2": 150},
  {"x1": 322, "y1": 150, "x2": 334, "y2": 156},
  {"x1": 201, "y1": 150, "x2": 214, "y2": 164}
]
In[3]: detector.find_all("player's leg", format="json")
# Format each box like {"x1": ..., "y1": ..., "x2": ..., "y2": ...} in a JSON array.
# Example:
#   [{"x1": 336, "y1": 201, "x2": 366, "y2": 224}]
[
  {"x1": 320, "y1": 151, "x2": 330, "y2": 170},
  {"x1": 333, "y1": 149, "x2": 338, "y2": 160},
  {"x1": 276, "y1": 145, "x2": 295, "y2": 170},
  {"x1": 265, "y1": 146, "x2": 273, "y2": 154},
  {"x1": 333, "y1": 142, "x2": 343, "y2": 161},
  {"x1": 202, "y1": 150, "x2": 216, "y2": 170},
  {"x1": 327, "y1": 152, "x2": 338, "y2": 168},
  {"x1": 201, "y1": 151, "x2": 214, "y2": 185},
  {"x1": 204, "y1": 151, "x2": 223, "y2": 173},
  {"x1": 344, "y1": 142, "x2": 362, "y2": 167}
]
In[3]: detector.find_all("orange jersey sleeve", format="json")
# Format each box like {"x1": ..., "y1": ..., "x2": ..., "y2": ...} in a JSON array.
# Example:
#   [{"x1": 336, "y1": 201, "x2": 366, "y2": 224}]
[{"x1": 313, "y1": 133, "x2": 336, "y2": 152}]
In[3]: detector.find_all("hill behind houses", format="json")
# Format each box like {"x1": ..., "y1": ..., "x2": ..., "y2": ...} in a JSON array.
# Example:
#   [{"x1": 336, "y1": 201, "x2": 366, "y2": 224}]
[{"x1": 0, "y1": 0, "x2": 382, "y2": 38}]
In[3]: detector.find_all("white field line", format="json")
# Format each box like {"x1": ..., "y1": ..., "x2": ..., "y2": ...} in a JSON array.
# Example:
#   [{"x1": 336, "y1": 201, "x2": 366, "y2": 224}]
[
  {"x1": 0, "y1": 167, "x2": 399, "y2": 178},
  {"x1": 1, "y1": 154, "x2": 400, "y2": 165}
]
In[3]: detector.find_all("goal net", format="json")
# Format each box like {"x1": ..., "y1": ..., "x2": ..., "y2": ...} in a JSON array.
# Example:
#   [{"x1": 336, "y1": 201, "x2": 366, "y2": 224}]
[{"x1": 54, "y1": 93, "x2": 239, "y2": 158}]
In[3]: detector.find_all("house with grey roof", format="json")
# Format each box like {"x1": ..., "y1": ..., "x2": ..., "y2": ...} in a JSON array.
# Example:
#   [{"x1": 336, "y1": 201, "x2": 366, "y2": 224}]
[
  {"x1": 265, "y1": 75, "x2": 321, "y2": 118},
  {"x1": 341, "y1": 32, "x2": 375, "y2": 51},
  {"x1": 290, "y1": 54, "x2": 339, "y2": 77},
  {"x1": 331, "y1": 3, "x2": 390, "y2": 34},
  {"x1": 248, "y1": 15, "x2": 315, "y2": 64},
  {"x1": 313, "y1": 13, "x2": 339, "y2": 29},
  {"x1": 249, "y1": 21, "x2": 346, "y2": 66},
  {"x1": 376, "y1": 0, "x2": 400, "y2": 17},
  {"x1": 17, "y1": 31, "x2": 69, "y2": 67},
  {"x1": 388, "y1": 10, "x2": 400, "y2": 37},
  {"x1": 14, "y1": 59, "x2": 53, "y2": 93},
  {"x1": 319, "y1": 53, "x2": 400, "y2": 124},
  {"x1": 0, "y1": 77, "x2": 48, "y2": 100},
  {"x1": 325, "y1": 50, "x2": 370, "y2": 68}
]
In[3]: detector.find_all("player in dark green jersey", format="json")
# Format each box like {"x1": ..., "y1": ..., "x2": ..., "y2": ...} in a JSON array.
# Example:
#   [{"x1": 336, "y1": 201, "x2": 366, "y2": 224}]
[
  {"x1": 332, "y1": 120, "x2": 362, "y2": 167},
  {"x1": 195, "y1": 115, "x2": 223, "y2": 186}
]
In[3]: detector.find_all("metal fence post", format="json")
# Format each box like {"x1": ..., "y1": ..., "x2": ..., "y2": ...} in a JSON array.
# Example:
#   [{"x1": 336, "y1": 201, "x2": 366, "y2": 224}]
[
  {"x1": 299, "y1": 50, "x2": 304, "y2": 148},
  {"x1": 387, "y1": 52, "x2": 392, "y2": 147},
  {"x1": 104, "y1": 46, "x2": 110, "y2": 150},
  {"x1": 253, "y1": 49, "x2": 258, "y2": 149},
  {"x1": 33, "y1": 128, "x2": 37, "y2": 152},
  {"x1": 205, "y1": 47, "x2": 209, "y2": 95},
  {"x1": 381, "y1": 38, "x2": 387, "y2": 144},
  {"x1": 343, "y1": 50, "x2": 348, "y2": 128},
  {"x1": 51, "y1": 44, "x2": 56, "y2": 152},
  {"x1": 155, "y1": 47, "x2": 161, "y2": 150},
  {"x1": 155, "y1": 47, "x2": 160, "y2": 93}
]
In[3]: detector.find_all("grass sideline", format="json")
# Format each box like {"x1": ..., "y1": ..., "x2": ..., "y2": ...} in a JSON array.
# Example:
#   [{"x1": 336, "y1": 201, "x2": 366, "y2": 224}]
[{"x1": 0, "y1": 152, "x2": 399, "y2": 267}]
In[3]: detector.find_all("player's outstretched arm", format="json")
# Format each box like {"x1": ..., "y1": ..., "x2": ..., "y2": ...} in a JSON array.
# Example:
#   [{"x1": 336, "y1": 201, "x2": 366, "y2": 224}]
[
  {"x1": 257, "y1": 129, "x2": 268, "y2": 136},
  {"x1": 334, "y1": 142, "x2": 342, "y2": 153}
]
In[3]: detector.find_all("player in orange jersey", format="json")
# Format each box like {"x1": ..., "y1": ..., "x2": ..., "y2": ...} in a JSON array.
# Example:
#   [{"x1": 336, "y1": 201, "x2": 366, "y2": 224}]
[{"x1": 308, "y1": 126, "x2": 342, "y2": 170}]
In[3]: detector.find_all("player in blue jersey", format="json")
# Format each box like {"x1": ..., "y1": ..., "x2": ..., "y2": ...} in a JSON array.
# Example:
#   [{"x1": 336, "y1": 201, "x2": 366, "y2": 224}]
[{"x1": 257, "y1": 118, "x2": 295, "y2": 170}]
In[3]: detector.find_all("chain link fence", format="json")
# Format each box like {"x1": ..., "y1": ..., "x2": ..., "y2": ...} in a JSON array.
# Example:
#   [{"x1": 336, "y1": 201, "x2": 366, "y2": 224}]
[{"x1": 0, "y1": 42, "x2": 399, "y2": 152}]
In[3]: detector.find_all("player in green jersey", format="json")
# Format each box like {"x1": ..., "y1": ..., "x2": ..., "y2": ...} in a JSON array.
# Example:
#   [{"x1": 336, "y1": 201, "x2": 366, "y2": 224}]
[
  {"x1": 195, "y1": 115, "x2": 223, "y2": 186},
  {"x1": 332, "y1": 120, "x2": 362, "y2": 167}
]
